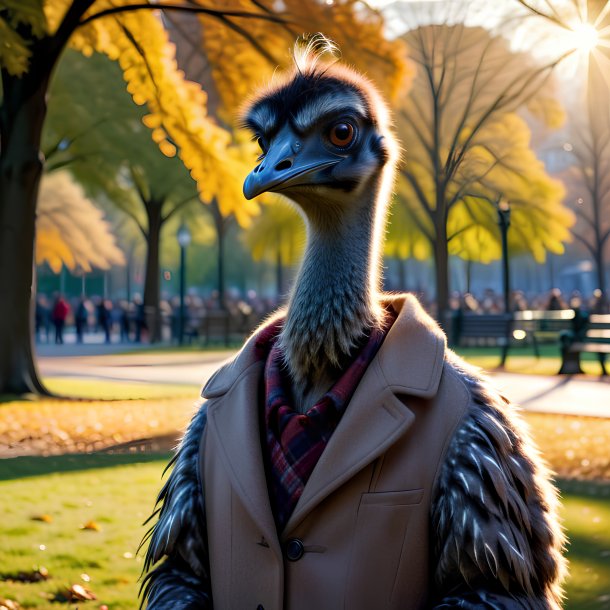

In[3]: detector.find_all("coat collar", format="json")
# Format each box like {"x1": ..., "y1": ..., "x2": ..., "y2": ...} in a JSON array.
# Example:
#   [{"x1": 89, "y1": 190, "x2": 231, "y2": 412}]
[
  {"x1": 202, "y1": 293, "x2": 446, "y2": 400},
  {"x1": 203, "y1": 294, "x2": 447, "y2": 542}
]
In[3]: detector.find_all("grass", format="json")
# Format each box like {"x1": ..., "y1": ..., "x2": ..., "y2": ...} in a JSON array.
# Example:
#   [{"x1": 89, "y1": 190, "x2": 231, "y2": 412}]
[
  {"x1": 0, "y1": 454, "x2": 169, "y2": 610},
  {"x1": 1, "y1": 348, "x2": 609, "y2": 607},
  {"x1": 560, "y1": 482, "x2": 610, "y2": 609},
  {"x1": 43, "y1": 378, "x2": 199, "y2": 401},
  {"x1": 455, "y1": 344, "x2": 608, "y2": 376},
  {"x1": 0, "y1": 456, "x2": 608, "y2": 609}
]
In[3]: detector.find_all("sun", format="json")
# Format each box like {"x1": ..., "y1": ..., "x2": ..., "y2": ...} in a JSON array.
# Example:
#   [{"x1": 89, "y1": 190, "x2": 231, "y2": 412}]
[{"x1": 566, "y1": 22, "x2": 600, "y2": 53}]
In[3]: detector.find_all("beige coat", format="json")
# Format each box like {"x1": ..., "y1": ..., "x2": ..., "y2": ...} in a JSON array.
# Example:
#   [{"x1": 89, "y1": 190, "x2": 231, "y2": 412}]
[{"x1": 200, "y1": 295, "x2": 471, "y2": 610}]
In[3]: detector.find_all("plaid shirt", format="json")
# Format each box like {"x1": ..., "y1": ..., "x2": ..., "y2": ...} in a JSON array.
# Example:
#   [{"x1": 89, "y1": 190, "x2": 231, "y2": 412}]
[{"x1": 255, "y1": 312, "x2": 395, "y2": 530}]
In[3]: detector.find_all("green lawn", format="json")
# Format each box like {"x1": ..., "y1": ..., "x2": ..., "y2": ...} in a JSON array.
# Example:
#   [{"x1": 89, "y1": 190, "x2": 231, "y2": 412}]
[
  {"x1": 560, "y1": 481, "x2": 610, "y2": 609},
  {"x1": 0, "y1": 454, "x2": 168, "y2": 609},
  {"x1": 455, "y1": 344, "x2": 608, "y2": 376},
  {"x1": 42, "y1": 378, "x2": 199, "y2": 401},
  {"x1": 0, "y1": 455, "x2": 608, "y2": 609}
]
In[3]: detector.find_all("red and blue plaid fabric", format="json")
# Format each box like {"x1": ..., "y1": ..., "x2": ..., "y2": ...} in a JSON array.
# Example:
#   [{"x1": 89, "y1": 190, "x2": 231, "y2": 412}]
[{"x1": 256, "y1": 312, "x2": 395, "y2": 530}]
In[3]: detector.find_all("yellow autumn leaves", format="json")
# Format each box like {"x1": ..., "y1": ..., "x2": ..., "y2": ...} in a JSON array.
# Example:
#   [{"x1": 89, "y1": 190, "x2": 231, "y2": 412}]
[
  {"x1": 37, "y1": 171, "x2": 124, "y2": 273},
  {"x1": 1, "y1": 0, "x2": 577, "y2": 270},
  {"x1": 64, "y1": 1, "x2": 260, "y2": 227},
  {"x1": 390, "y1": 24, "x2": 576, "y2": 265}
]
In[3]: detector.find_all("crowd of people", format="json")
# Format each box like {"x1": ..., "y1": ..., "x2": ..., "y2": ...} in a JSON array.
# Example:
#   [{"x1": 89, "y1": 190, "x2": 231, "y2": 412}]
[
  {"x1": 35, "y1": 287, "x2": 608, "y2": 346},
  {"x1": 34, "y1": 290, "x2": 280, "y2": 345},
  {"x1": 447, "y1": 287, "x2": 609, "y2": 315}
]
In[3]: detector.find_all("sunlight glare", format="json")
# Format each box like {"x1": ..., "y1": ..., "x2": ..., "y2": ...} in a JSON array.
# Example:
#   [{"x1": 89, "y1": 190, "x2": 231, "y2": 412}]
[{"x1": 567, "y1": 22, "x2": 600, "y2": 53}]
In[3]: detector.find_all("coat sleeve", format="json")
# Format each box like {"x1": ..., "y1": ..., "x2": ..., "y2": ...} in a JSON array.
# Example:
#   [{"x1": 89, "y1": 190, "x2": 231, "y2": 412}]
[
  {"x1": 430, "y1": 361, "x2": 567, "y2": 610},
  {"x1": 140, "y1": 402, "x2": 212, "y2": 609}
]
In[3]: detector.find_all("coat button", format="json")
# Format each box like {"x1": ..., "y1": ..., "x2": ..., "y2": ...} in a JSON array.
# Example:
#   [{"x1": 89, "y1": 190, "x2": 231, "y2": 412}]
[{"x1": 285, "y1": 538, "x2": 305, "y2": 561}]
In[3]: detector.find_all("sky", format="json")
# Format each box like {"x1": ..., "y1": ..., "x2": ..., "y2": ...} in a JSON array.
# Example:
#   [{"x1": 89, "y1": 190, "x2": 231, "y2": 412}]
[{"x1": 365, "y1": 0, "x2": 595, "y2": 84}]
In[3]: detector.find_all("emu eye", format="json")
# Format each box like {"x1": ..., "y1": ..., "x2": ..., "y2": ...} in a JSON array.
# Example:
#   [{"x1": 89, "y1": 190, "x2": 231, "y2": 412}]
[
  {"x1": 329, "y1": 122, "x2": 355, "y2": 148},
  {"x1": 257, "y1": 136, "x2": 268, "y2": 155}
]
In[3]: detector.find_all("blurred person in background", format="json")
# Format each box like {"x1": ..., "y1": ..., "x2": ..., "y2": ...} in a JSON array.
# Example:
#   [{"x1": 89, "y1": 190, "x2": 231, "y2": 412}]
[
  {"x1": 96, "y1": 298, "x2": 112, "y2": 344},
  {"x1": 51, "y1": 293, "x2": 70, "y2": 345},
  {"x1": 546, "y1": 288, "x2": 566, "y2": 311},
  {"x1": 590, "y1": 288, "x2": 609, "y2": 313},
  {"x1": 75, "y1": 296, "x2": 89, "y2": 343},
  {"x1": 35, "y1": 294, "x2": 51, "y2": 343}
]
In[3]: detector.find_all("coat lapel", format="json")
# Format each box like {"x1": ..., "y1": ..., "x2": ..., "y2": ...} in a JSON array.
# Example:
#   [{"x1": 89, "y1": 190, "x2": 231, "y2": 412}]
[
  {"x1": 206, "y1": 361, "x2": 281, "y2": 556},
  {"x1": 283, "y1": 294, "x2": 446, "y2": 534},
  {"x1": 202, "y1": 294, "x2": 447, "y2": 546},
  {"x1": 283, "y1": 359, "x2": 415, "y2": 534}
]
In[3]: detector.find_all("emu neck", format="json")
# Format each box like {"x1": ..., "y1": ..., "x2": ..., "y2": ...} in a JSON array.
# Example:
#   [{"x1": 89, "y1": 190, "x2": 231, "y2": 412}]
[{"x1": 279, "y1": 179, "x2": 385, "y2": 412}]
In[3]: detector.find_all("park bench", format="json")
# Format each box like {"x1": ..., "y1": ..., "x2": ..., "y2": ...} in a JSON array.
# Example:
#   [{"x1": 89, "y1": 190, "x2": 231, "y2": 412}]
[
  {"x1": 201, "y1": 310, "x2": 231, "y2": 346},
  {"x1": 452, "y1": 312, "x2": 514, "y2": 366},
  {"x1": 559, "y1": 313, "x2": 610, "y2": 375},
  {"x1": 200, "y1": 310, "x2": 263, "y2": 346},
  {"x1": 512, "y1": 310, "x2": 577, "y2": 357}
]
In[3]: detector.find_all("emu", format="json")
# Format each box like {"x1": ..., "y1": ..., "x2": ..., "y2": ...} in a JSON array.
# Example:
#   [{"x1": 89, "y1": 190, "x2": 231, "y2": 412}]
[{"x1": 142, "y1": 39, "x2": 566, "y2": 610}]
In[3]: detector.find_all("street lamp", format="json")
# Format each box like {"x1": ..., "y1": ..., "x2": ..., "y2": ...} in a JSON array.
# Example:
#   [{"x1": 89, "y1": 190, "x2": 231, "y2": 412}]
[
  {"x1": 496, "y1": 197, "x2": 511, "y2": 313},
  {"x1": 177, "y1": 222, "x2": 192, "y2": 345}
]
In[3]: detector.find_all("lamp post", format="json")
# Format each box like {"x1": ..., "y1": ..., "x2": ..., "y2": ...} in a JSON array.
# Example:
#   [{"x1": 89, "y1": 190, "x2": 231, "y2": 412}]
[
  {"x1": 496, "y1": 197, "x2": 511, "y2": 313},
  {"x1": 177, "y1": 222, "x2": 192, "y2": 345}
]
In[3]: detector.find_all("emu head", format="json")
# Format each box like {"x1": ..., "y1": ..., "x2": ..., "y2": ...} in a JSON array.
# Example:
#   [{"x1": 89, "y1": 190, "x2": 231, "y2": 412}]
[{"x1": 240, "y1": 38, "x2": 398, "y2": 224}]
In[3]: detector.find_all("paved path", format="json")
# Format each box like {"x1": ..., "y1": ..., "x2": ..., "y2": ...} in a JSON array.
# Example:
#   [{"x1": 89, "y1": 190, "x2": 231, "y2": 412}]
[
  {"x1": 488, "y1": 372, "x2": 610, "y2": 419},
  {"x1": 38, "y1": 351, "x2": 233, "y2": 388},
  {"x1": 37, "y1": 347, "x2": 610, "y2": 418}
]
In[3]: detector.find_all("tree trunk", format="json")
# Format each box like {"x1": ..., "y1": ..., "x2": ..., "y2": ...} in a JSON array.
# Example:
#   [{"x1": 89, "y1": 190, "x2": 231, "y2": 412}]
[
  {"x1": 143, "y1": 203, "x2": 163, "y2": 342},
  {"x1": 210, "y1": 200, "x2": 227, "y2": 309},
  {"x1": 465, "y1": 259, "x2": 472, "y2": 294},
  {"x1": 594, "y1": 247, "x2": 606, "y2": 297},
  {"x1": 434, "y1": 217, "x2": 450, "y2": 331},
  {"x1": 0, "y1": 69, "x2": 50, "y2": 395}
]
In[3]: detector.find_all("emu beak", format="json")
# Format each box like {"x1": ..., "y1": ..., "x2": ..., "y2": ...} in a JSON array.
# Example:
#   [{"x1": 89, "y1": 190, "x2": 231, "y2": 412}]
[{"x1": 243, "y1": 129, "x2": 342, "y2": 200}]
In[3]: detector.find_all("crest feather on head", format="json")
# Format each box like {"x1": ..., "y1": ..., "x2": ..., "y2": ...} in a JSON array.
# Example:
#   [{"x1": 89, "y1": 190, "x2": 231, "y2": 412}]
[
  {"x1": 292, "y1": 33, "x2": 340, "y2": 74},
  {"x1": 239, "y1": 32, "x2": 396, "y2": 149}
]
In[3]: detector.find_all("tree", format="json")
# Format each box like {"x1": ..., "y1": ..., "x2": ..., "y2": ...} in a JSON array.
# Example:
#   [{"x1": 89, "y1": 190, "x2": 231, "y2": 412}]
[
  {"x1": 394, "y1": 23, "x2": 574, "y2": 324},
  {"x1": 515, "y1": 0, "x2": 610, "y2": 297},
  {"x1": 37, "y1": 170, "x2": 124, "y2": 273},
  {"x1": 558, "y1": 70, "x2": 610, "y2": 297},
  {"x1": 0, "y1": 1, "x2": 283, "y2": 394},
  {"x1": 44, "y1": 49, "x2": 209, "y2": 341},
  {"x1": 0, "y1": 0, "x2": 408, "y2": 394},
  {"x1": 195, "y1": 0, "x2": 411, "y2": 116}
]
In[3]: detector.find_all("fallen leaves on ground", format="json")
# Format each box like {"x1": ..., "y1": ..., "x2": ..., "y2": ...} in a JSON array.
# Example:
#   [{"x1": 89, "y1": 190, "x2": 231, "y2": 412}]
[
  {"x1": 54, "y1": 583, "x2": 96, "y2": 602},
  {"x1": 1, "y1": 392, "x2": 609, "y2": 482},
  {"x1": 0, "y1": 397, "x2": 195, "y2": 457},
  {"x1": 524, "y1": 413, "x2": 610, "y2": 481},
  {"x1": 0, "y1": 567, "x2": 49, "y2": 583},
  {"x1": 31, "y1": 514, "x2": 53, "y2": 523},
  {"x1": 80, "y1": 520, "x2": 101, "y2": 532}
]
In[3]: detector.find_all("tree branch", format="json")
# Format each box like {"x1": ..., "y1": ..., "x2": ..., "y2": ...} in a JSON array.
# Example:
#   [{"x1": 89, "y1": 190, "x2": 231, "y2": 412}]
[
  {"x1": 396, "y1": 198, "x2": 434, "y2": 244},
  {"x1": 575, "y1": 206, "x2": 597, "y2": 230},
  {"x1": 400, "y1": 168, "x2": 435, "y2": 223},
  {"x1": 45, "y1": 153, "x2": 102, "y2": 172},
  {"x1": 446, "y1": 51, "x2": 570, "y2": 182},
  {"x1": 162, "y1": 194, "x2": 198, "y2": 223},
  {"x1": 514, "y1": 0, "x2": 572, "y2": 29},
  {"x1": 79, "y1": 3, "x2": 286, "y2": 28},
  {"x1": 572, "y1": 230, "x2": 597, "y2": 257},
  {"x1": 400, "y1": 109, "x2": 434, "y2": 161}
]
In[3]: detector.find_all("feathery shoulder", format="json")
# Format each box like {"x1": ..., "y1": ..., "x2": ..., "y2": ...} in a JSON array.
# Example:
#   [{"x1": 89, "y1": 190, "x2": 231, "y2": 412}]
[
  {"x1": 140, "y1": 401, "x2": 211, "y2": 608},
  {"x1": 431, "y1": 352, "x2": 567, "y2": 608}
]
